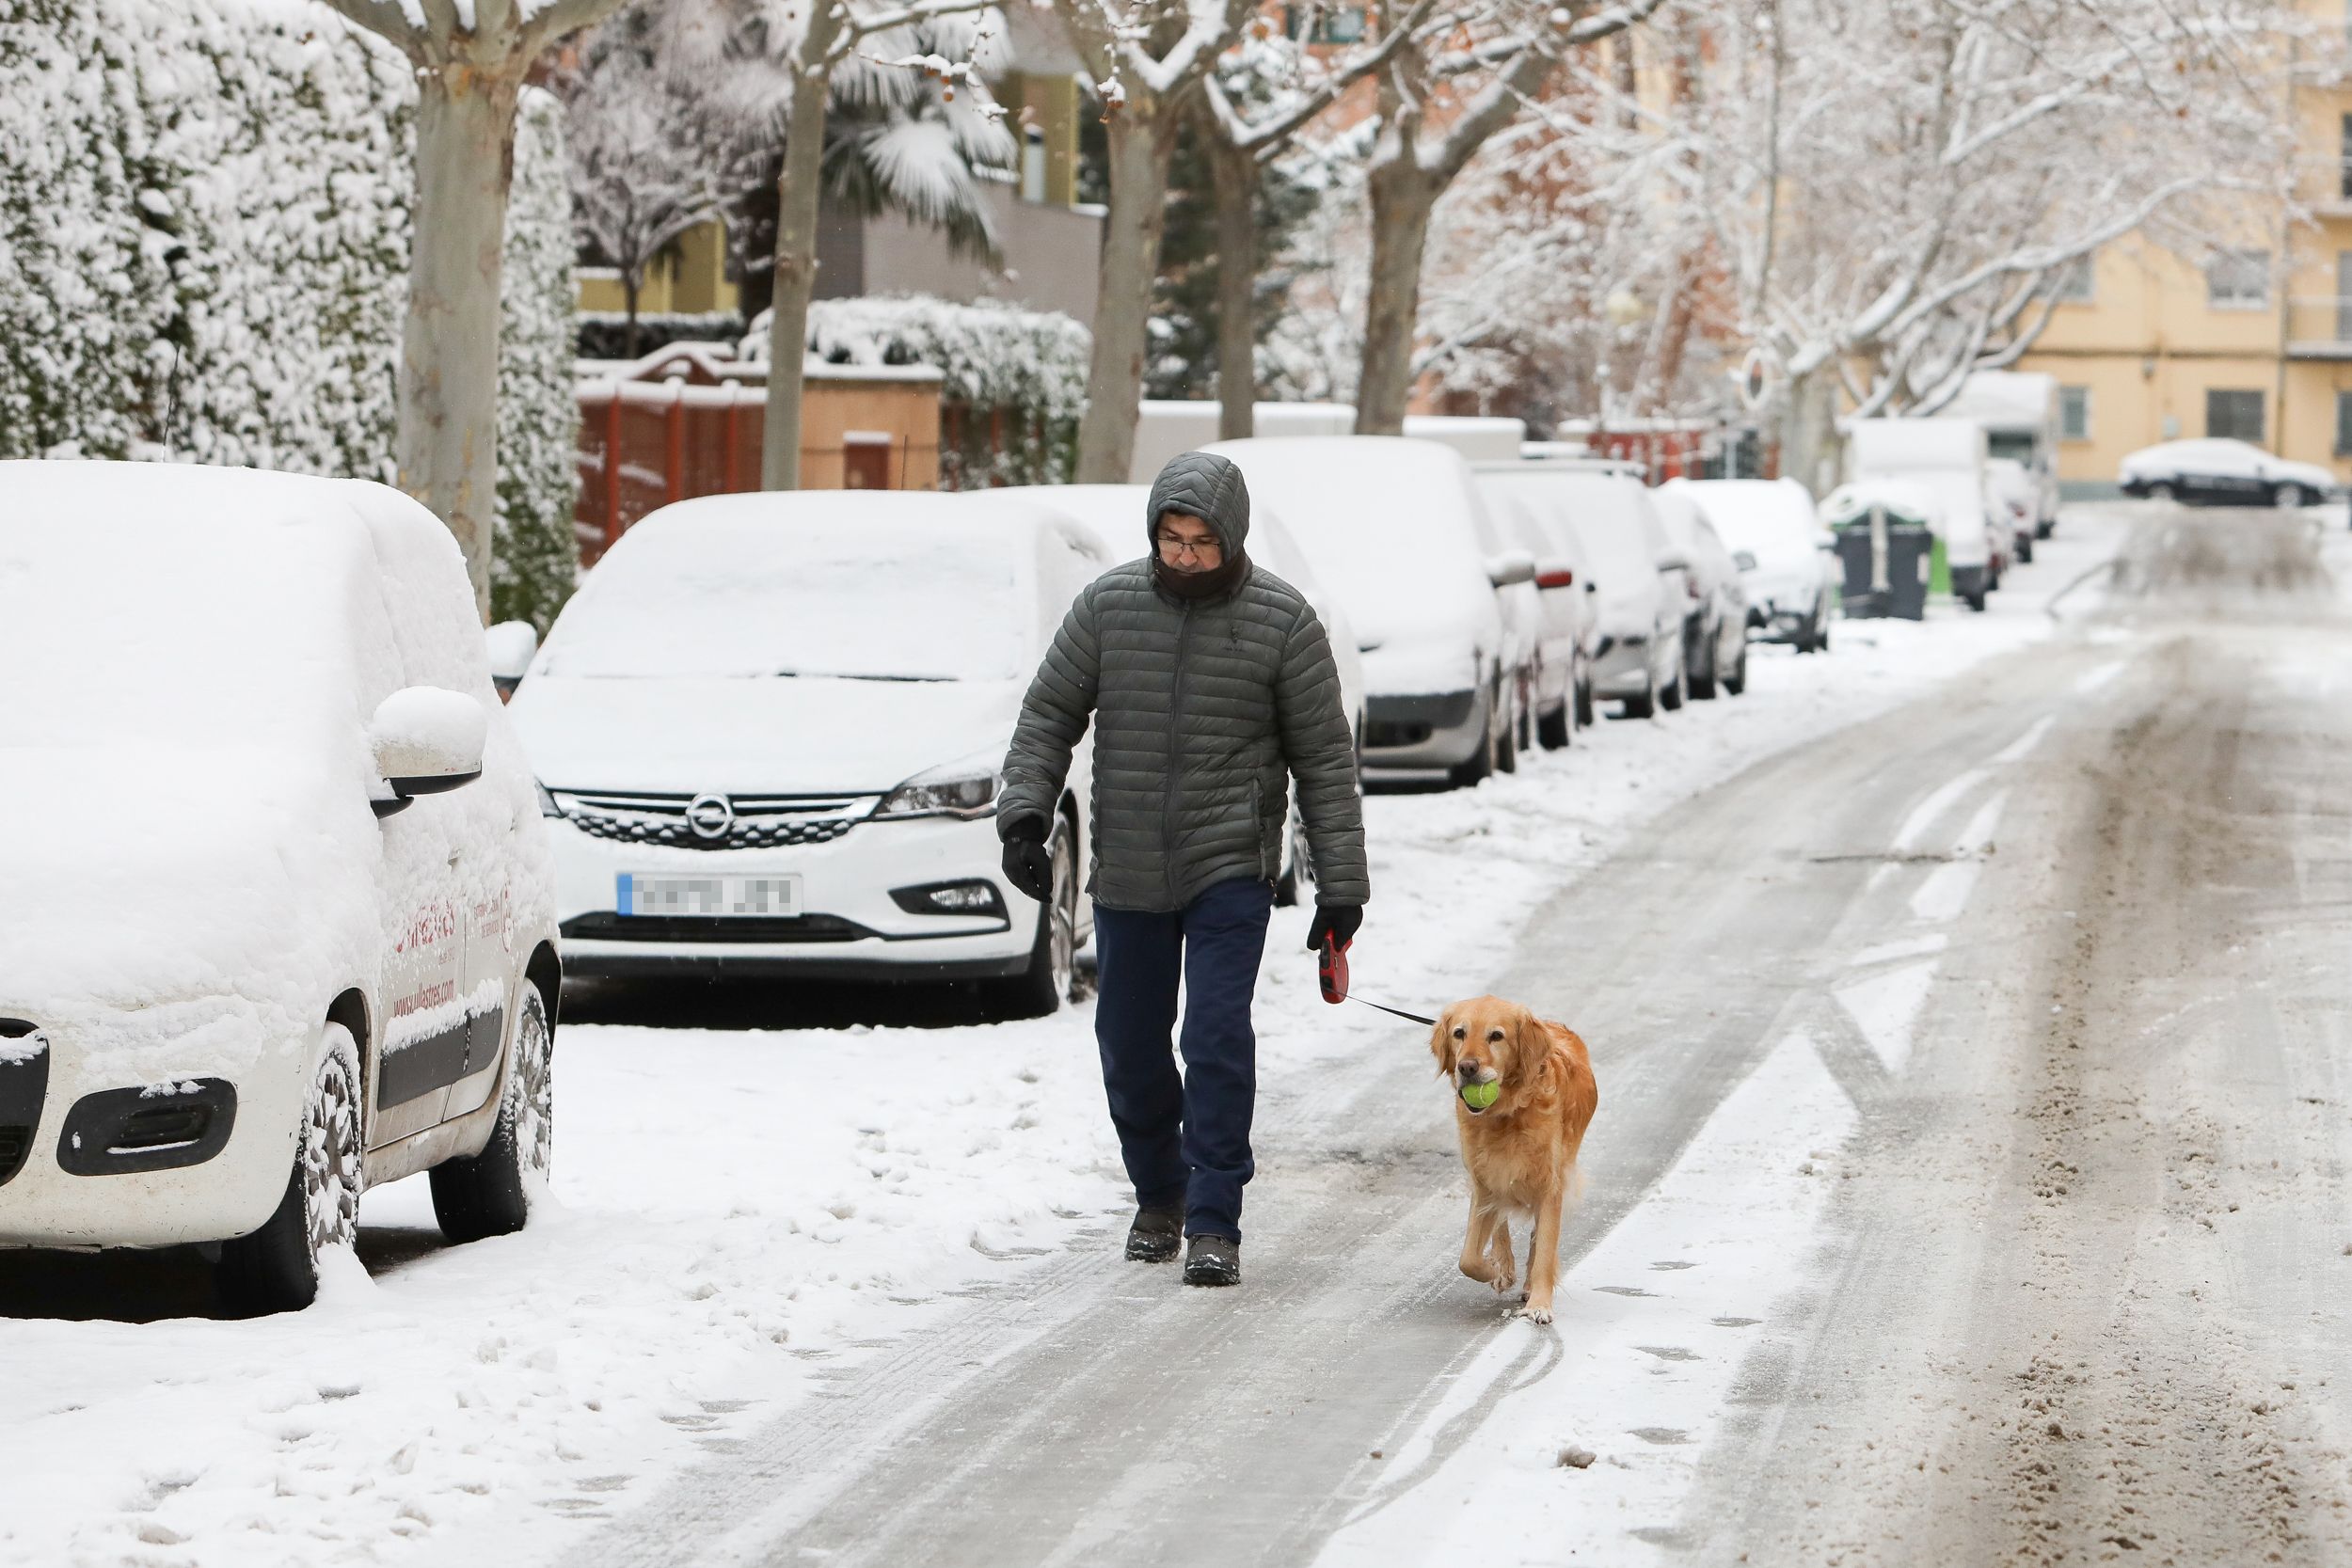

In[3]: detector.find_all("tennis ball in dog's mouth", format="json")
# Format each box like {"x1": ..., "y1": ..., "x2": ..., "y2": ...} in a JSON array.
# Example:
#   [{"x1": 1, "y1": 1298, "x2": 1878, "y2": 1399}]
[{"x1": 1460, "y1": 1080, "x2": 1500, "y2": 1111}]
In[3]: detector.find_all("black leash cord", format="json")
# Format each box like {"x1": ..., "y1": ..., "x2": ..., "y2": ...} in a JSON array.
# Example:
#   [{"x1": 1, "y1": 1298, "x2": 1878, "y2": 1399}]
[{"x1": 1346, "y1": 995, "x2": 1438, "y2": 1026}]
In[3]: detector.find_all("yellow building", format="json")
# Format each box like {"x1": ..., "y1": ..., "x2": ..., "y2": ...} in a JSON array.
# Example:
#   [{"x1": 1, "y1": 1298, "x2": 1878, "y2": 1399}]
[{"x1": 2020, "y1": 6, "x2": 2352, "y2": 490}]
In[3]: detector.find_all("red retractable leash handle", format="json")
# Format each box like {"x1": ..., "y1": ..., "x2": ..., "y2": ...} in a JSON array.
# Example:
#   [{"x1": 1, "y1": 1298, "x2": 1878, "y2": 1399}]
[
  {"x1": 1318, "y1": 934, "x2": 1438, "y2": 1025},
  {"x1": 1318, "y1": 933, "x2": 1351, "y2": 1005}
]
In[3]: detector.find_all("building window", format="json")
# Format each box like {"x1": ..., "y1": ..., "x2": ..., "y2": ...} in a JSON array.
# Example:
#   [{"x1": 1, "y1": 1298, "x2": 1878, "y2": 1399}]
[
  {"x1": 1283, "y1": 4, "x2": 1366, "y2": 42},
  {"x1": 2336, "y1": 391, "x2": 2352, "y2": 456},
  {"x1": 2341, "y1": 112, "x2": 2352, "y2": 198},
  {"x1": 2053, "y1": 258, "x2": 2095, "y2": 305},
  {"x1": 2205, "y1": 249, "x2": 2270, "y2": 310},
  {"x1": 2207, "y1": 388, "x2": 2265, "y2": 443},
  {"x1": 2059, "y1": 386, "x2": 2092, "y2": 442}
]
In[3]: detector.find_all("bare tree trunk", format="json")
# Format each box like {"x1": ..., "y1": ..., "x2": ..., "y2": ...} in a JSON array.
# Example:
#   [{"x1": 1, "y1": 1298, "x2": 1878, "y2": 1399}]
[
  {"x1": 1206, "y1": 130, "x2": 1259, "y2": 442},
  {"x1": 1779, "y1": 363, "x2": 1841, "y2": 497},
  {"x1": 761, "y1": 24, "x2": 839, "y2": 491},
  {"x1": 624, "y1": 269, "x2": 643, "y2": 359},
  {"x1": 1074, "y1": 108, "x2": 1178, "y2": 483},
  {"x1": 1354, "y1": 157, "x2": 1436, "y2": 436},
  {"x1": 405, "y1": 70, "x2": 523, "y2": 620}
]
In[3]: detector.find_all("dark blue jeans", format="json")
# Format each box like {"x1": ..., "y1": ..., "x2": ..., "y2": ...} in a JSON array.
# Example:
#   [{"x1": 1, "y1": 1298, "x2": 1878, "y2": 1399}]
[{"x1": 1091, "y1": 878, "x2": 1274, "y2": 1243}]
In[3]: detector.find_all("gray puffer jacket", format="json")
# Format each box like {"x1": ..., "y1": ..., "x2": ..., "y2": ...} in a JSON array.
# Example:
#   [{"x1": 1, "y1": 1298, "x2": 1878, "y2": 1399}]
[{"x1": 1000, "y1": 451, "x2": 1370, "y2": 913}]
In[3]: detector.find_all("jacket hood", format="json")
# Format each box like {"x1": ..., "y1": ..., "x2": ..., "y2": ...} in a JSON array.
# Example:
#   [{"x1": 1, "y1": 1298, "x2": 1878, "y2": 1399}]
[{"x1": 1146, "y1": 451, "x2": 1252, "y2": 555}]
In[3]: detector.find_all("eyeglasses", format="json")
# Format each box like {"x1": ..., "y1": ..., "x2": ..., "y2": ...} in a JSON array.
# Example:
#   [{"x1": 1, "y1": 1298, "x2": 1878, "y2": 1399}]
[{"x1": 1155, "y1": 531, "x2": 1222, "y2": 562}]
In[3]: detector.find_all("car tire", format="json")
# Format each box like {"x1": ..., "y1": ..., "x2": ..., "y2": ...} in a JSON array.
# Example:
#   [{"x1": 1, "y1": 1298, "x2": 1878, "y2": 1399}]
[
  {"x1": 2017, "y1": 534, "x2": 2034, "y2": 564},
  {"x1": 431, "y1": 985, "x2": 554, "y2": 1243},
  {"x1": 1964, "y1": 588, "x2": 1988, "y2": 612},
  {"x1": 2037, "y1": 518, "x2": 2055, "y2": 539},
  {"x1": 1660, "y1": 657, "x2": 1686, "y2": 712},
  {"x1": 2149, "y1": 482, "x2": 2176, "y2": 503},
  {"x1": 1818, "y1": 615, "x2": 1831, "y2": 653},
  {"x1": 217, "y1": 1027, "x2": 362, "y2": 1315},
  {"x1": 1575, "y1": 672, "x2": 1596, "y2": 729},
  {"x1": 1494, "y1": 681, "x2": 1519, "y2": 776},
  {"x1": 1690, "y1": 638, "x2": 1719, "y2": 701},
  {"x1": 1537, "y1": 703, "x2": 1570, "y2": 751},
  {"x1": 1724, "y1": 644, "x2": 1748, "y2": 697},
  {"x1": 992, "y1": 818, "x2": 1077, "y2": 1018},
  {"x1": 2276, "y1": 483, "x2": 2309, "y2": 510}
]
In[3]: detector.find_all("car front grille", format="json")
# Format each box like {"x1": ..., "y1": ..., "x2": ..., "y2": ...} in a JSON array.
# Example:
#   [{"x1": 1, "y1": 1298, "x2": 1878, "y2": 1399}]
[
  {"x1": 561, "y1": 912, "x2": 875, "y2": 944},
  {"x1": 0, "y1": 1125, "x2": 27, "y2": 1185},
  {"x1": 551, "y1": 790, "x2": 876, "y2": 851}
]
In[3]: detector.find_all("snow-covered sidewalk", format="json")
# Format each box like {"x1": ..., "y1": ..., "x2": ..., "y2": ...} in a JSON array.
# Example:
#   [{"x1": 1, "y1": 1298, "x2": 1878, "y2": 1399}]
[{"x1": 0, "y1": 510, "x2": 2122, "y2": 1568}]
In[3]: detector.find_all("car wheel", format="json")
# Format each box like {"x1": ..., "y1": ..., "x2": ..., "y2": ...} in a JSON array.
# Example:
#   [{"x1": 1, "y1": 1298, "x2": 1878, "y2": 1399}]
[
  {"x1": 1660, "y1": 655, "x2": 1686, "y2": 712},
  {"x1": 1964, "y1": 588, "x2": 1988, "y2": 612},
  {"x1": 1575, "y1": 669, "x2": 1595, "y2": 728},
  {"x1": 1537, "y1": 702, "x2": 1570, "y2": 750},
  {"x1": 1818, "y1": 614, "x2": 1831, "y2": 653},
  {"x1": 1724, "y1": 643, "x2": 1748, "y2": 697},
  {"x1": 2017, "y1": 534, "x2": 2034, "y2": 564},
  {"x1": 1690, "y1": 636, "x2": 1719, "y2": 701},
  {"x1": 993, "y1": 818, "x2": 1077, "y2": 1017},
  {"x1": 430, "y1": 984, "x2": 554, "y2": 1243},
  {"x1": 2037, "y1": 518, "x2": 2055, "y2": 539},
  {"x1": 218, "y1": 1027, "x2": 362, "y2": 1315},
  {"x1": 2276, "y1": 483, "x2": 2309, "y2": 510},
  {"x1": 2149, "y1": 482, "x2": 2176, "y2": 503}
]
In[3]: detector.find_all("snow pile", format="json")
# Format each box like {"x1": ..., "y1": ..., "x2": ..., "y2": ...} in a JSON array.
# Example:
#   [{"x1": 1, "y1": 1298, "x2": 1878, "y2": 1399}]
[{"x1": 0, "y1": 0, "x2": 576, "y2": 608}]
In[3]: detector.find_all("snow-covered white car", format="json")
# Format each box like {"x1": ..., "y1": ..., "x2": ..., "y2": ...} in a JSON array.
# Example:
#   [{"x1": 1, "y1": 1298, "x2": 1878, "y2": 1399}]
[
  {"x1": 1669, "y1": 477, "x2": 1838, "y2": 654},
  {"x1": 1986, "y1": 456, "x2": 2040, "y2": 564},
  {"x1": 507, "y1": 492, "x2": 1105, "y2": 1014},
  {"x1": 1847, "y1": 418, "x2": 2003, "y2": 610},
  {"x1": 2118, "y1": 438, "x2": 2334, "y2": 509},
  {"x1": 1471, "y1": 466, "x2": 1600, "y2": 747},
  {"x1": 1650, "y1": 485, "x2": 1750, "y2": 700},
  {"x1": 1205, "y1": 436, "x2": 1535, "y2": 786},
  {"x1": 1528, "y1": 470, "x2": 1689, "y2": 718},
  {"x1": 1003, "y1": 483, "x2": 1364, "y2": 904},
  {"x1": 0, "y1": 462, "x2": 560, "y2": 1312}
]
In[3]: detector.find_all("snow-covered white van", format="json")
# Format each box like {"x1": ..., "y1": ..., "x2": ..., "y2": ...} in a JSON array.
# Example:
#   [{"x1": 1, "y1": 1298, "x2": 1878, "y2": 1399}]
[
  {"x1": 1846, "y1": 418, "x2": 2002, "y2": 611},
  {"x1": 0, "y1": 462, "x2": 561, "y2": 1312}
]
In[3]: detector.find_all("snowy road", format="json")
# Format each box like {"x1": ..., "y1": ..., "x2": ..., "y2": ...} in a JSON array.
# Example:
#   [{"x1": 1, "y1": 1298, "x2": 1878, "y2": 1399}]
[{"x1": 16, "y1": 503, "x2": 2352, "y2": 1567}]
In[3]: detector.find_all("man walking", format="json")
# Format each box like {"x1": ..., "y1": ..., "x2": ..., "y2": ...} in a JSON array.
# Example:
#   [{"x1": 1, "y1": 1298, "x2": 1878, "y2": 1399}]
[{"x1": 998, "y1": 451, "x2": 1369, "y2": 1287}]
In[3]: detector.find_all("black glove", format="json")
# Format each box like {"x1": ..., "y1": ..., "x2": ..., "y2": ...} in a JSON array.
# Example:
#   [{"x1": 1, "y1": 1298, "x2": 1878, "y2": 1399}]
[
  {"x1": 1000, "y1": 817, "x2": 1054, "y2": 904},
  {"x1": 1305, "y1": 902, "x2": 1362, "y2": 953}
]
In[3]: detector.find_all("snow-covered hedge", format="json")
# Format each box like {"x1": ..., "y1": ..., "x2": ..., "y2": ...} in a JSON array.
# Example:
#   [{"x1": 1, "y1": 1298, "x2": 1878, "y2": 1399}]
[
  {"x1": 496, "y1": 88, "x2": 582, "y2": 631},
  {"x1": 577, "y1": 311, "x2": 747, "y2": 361},
  {"x1": 0, "y1": 0, "x2": 578, "y2": 626},
  {"x1": 743, "y1": 293, "x2": 1091, "y2": 487}
]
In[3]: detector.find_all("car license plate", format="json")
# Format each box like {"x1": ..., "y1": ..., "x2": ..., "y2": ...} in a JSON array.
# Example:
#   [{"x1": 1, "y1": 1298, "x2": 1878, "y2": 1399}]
[{"x1": 618, "y1": 873, "x2": 802, "y2": 918}]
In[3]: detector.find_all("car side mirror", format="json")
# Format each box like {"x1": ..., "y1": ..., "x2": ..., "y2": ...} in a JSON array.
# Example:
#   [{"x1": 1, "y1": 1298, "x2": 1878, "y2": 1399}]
[
  {"x1": 1732, "y1": 550, "x2": 1757, "y2": 572},
  {"x1": 1486, "y1": 550, "x2": 1537, "y2": 588},
  {"x1": 1534, "y1": 563, "x2": 1576, "y2": 589},
  {"x1": 370, "y1": 687, "x2": 487, "y2": 818},
  {"x1": 485, "y1": 621, "x2": 538, "y2": 702}
]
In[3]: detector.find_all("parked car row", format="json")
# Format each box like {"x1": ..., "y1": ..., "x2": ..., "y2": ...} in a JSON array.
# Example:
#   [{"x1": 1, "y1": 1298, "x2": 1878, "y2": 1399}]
[{"x1": 0, "y1": 428, "x2": 1992, "y2": 1313}]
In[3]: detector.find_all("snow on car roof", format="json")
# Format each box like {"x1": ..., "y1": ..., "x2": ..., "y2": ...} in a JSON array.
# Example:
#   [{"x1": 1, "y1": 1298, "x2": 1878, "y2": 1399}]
[
  {"x1": 2118, "y1": 438, "x2": 2264, "y2": 476},
  {"x1": 1201, "y1": 436, "x2": 1496, "y2": 645},
  {"x1": 539, "y1": 491, "x2": 1057, "y2": 684}
]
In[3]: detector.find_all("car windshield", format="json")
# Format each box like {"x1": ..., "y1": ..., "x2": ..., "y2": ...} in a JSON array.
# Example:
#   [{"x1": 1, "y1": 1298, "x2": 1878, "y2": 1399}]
[
  {"x1": 540, "y1": 518, "x2": 1027, "y2": 682},
  {"x1": 1986, "y1": 432, "x2": 2038, "y2": 466},
  {"x1": 1, "y1": 515, "x2": 351, "y2": 752},
  {"x1": 1519, "y1": 476, "x2": 1655, "y2": 588}
]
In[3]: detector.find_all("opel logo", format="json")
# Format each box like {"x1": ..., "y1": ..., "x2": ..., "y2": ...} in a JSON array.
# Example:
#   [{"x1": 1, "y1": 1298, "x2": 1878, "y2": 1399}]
[{"x1": 685, "y1": 792, "x2": 735, "y2": 840}]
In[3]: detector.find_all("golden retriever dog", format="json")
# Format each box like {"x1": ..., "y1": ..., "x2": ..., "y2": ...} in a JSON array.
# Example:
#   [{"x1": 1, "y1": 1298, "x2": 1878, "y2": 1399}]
[{"x1": 1432, "y1": 996, "x2": 1599, "y2": 1323}]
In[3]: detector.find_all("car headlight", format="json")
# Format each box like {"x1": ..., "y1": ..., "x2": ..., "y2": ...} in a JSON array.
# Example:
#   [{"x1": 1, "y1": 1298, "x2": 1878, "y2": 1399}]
[
  {"x1": 535, "y1": 781, "x2": 563, "y2": 817},
  {"x1": 875, "y1": 760, "x2": 1000, "y2": 820}
]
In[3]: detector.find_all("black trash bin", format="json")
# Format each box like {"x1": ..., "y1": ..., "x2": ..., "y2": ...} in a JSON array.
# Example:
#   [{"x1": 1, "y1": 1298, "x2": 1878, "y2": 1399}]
[{"x1": 1824, "y1": 494, "x2": 1933, "y2": 620}]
